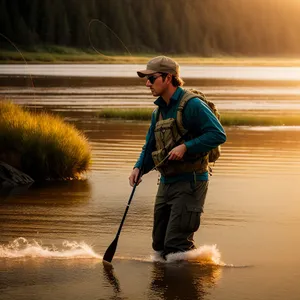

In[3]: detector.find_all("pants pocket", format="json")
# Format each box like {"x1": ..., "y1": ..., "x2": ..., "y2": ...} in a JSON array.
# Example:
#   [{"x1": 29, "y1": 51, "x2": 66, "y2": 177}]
[{"x1": 180, "y1": 204, "x2": 203, "y2": 232}]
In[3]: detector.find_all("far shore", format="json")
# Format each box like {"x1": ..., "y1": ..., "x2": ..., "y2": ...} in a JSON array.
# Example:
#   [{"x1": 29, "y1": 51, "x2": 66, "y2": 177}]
[{"x1": 1, "y1": 49, "x2": 300, "y2": 66}]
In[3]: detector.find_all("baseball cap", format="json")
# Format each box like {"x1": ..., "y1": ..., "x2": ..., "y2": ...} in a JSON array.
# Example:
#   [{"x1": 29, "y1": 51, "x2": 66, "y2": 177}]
[{"x1": 137, "y1": 56, "x2": 179, "y2": 77}]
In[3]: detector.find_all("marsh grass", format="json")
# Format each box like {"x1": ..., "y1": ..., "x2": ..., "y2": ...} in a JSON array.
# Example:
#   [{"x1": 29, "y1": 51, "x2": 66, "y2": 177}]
[
  {"x1": 0, "y1": 101, "x2": 91, "y2": 180},
  {"x1": 2, "y1": 46, "x2": 300, "y2": 66},
  {"x1": 97, "y1": 108, "x2": 153, "y2": 120},
  {"x1": 0, "y1": 49, "x2": 100, "y2": 63},
  {"x1": 97, "y1": 108, "x2": 300, "y2": 126},
  {"x1": 221, "y1": 112, "x2": 300, "y2": 126}
]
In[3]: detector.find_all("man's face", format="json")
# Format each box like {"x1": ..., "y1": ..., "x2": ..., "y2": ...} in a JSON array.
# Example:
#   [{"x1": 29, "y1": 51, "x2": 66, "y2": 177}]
[{"x1": 146, "y1": 73, "x2": 167, "y2": 96}]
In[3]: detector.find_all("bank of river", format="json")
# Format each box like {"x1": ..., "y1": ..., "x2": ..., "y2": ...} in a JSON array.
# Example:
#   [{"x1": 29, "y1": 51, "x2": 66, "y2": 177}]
[{"x1": 2, "y1": 50, "x2": 300, "y2": 66}]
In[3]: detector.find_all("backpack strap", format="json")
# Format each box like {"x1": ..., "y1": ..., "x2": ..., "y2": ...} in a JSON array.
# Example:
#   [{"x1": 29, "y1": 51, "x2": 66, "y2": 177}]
[
  {"x1": 153, "y1": 107, "x2": 163, "y2": 123},
  {"x1": 176, "y1": 89, "x2": 204, "y2": 134}
]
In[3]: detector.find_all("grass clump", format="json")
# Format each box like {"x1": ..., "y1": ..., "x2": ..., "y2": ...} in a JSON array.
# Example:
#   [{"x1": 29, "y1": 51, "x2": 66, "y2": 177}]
[
  {"x1": 221, "y1": 112, "x2": 300, "y2": 126},
  {"x1": 97, "y1": 108, "x2": 154, "y2": 120},
  {"x1": 0, "y1": 101, "x2": 91, "y2": 180}
]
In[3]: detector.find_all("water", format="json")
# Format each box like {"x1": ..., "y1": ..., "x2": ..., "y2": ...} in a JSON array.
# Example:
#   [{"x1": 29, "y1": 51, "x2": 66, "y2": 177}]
[
  {"x1": 2, "y1": 86, "x2": 300, "y2": 112},
  {"x1": 1, "y1": 64, "x2": 300, "y2": 112},
  {"x1": 1, "y1": 64, "x2": 300, "y2": 81},
  {"x1": 1, "y1": 120, "x2": 300, "y2": 300},
  {"x1": 1, "y1": 65, "x2": 300, "y2": 300}
]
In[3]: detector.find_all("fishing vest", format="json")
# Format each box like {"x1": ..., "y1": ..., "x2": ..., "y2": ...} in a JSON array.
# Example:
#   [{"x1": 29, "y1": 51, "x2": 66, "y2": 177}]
[{"x1": 151, "y1": 89, "x2": 219, "y2": 177}]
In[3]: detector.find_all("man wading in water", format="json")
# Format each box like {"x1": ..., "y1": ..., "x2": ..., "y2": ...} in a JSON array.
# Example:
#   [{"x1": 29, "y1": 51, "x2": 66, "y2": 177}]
[{"x1": 129, "y1": 56, "x2": 226, "y2": 260}]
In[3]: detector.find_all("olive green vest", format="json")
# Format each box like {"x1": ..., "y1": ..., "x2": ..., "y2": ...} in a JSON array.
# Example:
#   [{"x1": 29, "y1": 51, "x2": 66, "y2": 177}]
[{"x1": 151, "y1": 90, "x2": 211, "y2": 177}]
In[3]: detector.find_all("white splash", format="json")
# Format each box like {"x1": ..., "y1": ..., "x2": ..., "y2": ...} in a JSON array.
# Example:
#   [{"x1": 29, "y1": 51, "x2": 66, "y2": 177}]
[
  {"x1": 0, "y1": 238, "x2": 102, "y2": 259},
  {"x1": 150, "y1": 244, "x2": 223, "y2": 265}
]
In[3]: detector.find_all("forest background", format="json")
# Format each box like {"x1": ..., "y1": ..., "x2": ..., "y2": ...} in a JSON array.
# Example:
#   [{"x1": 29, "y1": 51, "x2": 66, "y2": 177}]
[{"x1": 1, "y1": 0, "x2": 300, "y2": 57}]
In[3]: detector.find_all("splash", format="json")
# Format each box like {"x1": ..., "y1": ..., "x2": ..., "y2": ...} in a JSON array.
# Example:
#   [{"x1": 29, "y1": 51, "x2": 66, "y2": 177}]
[
  {"x1": 150, "y1": 244, "x2": 224, "y2": 265},
  {"x1": 0, "y1": 238, "x2": 101, "y2": 259}
]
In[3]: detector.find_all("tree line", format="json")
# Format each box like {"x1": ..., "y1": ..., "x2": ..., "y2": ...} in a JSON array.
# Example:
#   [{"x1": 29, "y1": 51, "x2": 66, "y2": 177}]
[{"x1": 1, "y1": 0, "x2": 300, "y2": 56}]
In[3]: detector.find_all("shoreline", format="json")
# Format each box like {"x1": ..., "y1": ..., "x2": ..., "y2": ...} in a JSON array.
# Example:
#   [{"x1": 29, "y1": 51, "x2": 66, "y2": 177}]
[{"x1": 1, "y1": 50, "x2": 300, "y2": 66}]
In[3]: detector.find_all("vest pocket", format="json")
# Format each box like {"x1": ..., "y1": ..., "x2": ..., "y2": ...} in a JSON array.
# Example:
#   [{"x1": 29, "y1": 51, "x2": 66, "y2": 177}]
[{"x1": 180, "y1": 204, "x2": 203, "y2": 232}]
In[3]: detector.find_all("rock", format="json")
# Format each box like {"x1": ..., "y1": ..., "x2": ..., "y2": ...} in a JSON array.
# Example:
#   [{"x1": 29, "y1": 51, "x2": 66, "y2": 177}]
[{"x1": 0, "y1": 161, "x2": 34, "y2": 189}]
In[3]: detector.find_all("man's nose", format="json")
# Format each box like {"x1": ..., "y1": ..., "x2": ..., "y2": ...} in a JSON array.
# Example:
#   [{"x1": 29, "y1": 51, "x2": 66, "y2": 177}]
[{"x1": 146, "y1": 79, "x2": 152, "y2": 87}]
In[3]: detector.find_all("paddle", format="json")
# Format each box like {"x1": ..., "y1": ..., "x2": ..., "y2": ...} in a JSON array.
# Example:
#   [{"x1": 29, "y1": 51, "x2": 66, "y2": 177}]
[
  {"x1": 103, "y1": 126, "x2": 155, "y2": 264},
  {"x1": 102, "y1": 167, "x2": 143, "y2": 263}
]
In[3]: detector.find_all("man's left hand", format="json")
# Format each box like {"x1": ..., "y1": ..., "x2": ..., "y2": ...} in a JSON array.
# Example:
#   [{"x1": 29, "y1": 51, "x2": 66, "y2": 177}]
[{"x1": 168, "y1": 144, "x2": 187, "y2": 160}]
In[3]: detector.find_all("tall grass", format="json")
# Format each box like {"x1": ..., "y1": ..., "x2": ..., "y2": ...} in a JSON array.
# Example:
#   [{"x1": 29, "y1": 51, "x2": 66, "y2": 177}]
[
  {"x1": 97, "y1": 108, "x2": 300, "y2": 126},
  {"x1": 2, "y1": 47, "x2": 300, "y2": 66},
  {"x1": 97, "y1": 108, "x2": 154, "y2": 120},
  {"x1": 0, "y1": 101, "x2": 91, "y2": 180},
  {"x1": 0, "y1": 46, "x2": 141, "y2": 64},
  {"x1": 221, "y1": 112, "x2": 300, "y2": 126}
]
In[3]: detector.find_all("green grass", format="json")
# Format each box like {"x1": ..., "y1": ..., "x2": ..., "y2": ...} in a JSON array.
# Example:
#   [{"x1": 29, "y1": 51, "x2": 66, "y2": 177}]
[
  {"x1": 0, "y1": 48, "x2": 101, "y2": 63},
  {"x1": 221, "y1": 112, "x2": 300, "y2": 126},
  {"x1": 97, "y1": 108, "x2": 300, "y2": 126},
  {"x1": 97, "y1": 108, "x2": 154, "y2": 120},
  {"x1": 0, "y1": 46, "x2": 147, "y2": 64},
  {"x1": 0, "y1": 101, "x2": 91, "y2": 180},
  {"x1": 2, "y1": 46, "x2": 300, "y2": 66}
]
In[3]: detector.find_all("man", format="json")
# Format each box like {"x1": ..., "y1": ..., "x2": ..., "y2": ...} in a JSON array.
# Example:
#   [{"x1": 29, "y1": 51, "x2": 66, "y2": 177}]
[{"x1": 129, "y1": 56, "x2": 226, "y2": 260}]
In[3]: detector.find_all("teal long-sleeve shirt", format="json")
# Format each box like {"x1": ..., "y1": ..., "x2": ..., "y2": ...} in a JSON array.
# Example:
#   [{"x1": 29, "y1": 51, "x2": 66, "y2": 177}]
[{"x1": 134, "y1": 87, "x2": 226, "y2": 183}]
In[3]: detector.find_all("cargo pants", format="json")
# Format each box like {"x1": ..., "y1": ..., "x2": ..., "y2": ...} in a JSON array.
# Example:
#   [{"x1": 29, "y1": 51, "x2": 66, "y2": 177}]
[{"x1": 152, "y1": 180, "x2": 208, "y2": 258}]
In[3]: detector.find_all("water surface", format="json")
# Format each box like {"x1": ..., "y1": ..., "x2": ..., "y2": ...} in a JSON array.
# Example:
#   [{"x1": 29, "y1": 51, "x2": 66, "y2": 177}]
[
  {"x1": 1, "y1": 64, "x2": 300, "y2": 81},
  {"x1": 1, "y1": 119, "x2": 300, "y2": 300},
  {"x1": 2, "y1": 86, "x2": 300, "y2": 113},
  {"x1": 1, "y1": 65, "x2": 300, "y2": 300}
]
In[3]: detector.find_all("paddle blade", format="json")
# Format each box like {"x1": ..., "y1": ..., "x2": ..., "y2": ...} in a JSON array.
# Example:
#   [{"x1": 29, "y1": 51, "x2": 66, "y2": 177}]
[{"x1": 103, "y1": 237, "x2": 119, "y2": 263}]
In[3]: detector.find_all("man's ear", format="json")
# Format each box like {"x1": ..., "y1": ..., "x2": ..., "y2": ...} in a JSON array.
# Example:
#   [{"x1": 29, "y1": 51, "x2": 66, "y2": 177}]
[{"x1": 167, "y1": 74, "x2": 172, "y2": 83}]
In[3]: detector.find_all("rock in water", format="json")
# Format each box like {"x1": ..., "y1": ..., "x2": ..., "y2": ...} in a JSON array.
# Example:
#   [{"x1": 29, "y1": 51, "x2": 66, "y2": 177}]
[{"x1": 0, "y1": 161, "x2": 34, "y2": 189}]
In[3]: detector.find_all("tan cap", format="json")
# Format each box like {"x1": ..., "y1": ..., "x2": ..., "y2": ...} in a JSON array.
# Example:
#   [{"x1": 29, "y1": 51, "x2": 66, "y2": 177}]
[{"x1": 137, "y1": 56, "x2": 179, "y2": 77}]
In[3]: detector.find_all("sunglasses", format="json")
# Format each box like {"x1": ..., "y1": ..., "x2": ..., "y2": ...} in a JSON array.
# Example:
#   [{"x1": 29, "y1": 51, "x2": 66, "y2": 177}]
[{"x1": 146, "y1": 74, "x2": 162, "y2": 84}]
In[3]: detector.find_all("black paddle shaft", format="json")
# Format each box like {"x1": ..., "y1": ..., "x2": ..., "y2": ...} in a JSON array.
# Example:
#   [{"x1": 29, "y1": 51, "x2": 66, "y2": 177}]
[
  {"x1": 103, "y1": 157, "x2": 146, "y2": 263},
  {"x1": 103, "y1": 128, "x2": 154, "y2": 263}
]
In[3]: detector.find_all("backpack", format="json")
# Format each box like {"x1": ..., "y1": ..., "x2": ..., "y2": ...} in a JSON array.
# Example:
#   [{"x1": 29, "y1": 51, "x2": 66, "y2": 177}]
[{"x1": 176, "y1": 88, "x2": 221, "y2": 164}]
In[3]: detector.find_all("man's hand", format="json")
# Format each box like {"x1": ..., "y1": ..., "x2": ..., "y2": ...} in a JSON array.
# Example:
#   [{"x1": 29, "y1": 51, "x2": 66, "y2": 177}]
[
  {"x1": 168, "y1": 144, "x2": 187, "y2": 160},
  {"x1": 129, "y1": 168, "x2": 142, "y2": 187}
]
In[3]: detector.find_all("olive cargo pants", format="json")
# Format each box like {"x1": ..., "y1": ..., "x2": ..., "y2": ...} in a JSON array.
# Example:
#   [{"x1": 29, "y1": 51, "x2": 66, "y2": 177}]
[{"x1": 152, "y1": 180, "x2": 208, "y2": 257}]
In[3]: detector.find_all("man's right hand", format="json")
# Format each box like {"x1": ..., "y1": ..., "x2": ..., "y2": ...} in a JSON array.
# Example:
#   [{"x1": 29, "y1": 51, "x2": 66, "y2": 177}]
[{"x1": 129, "y1": 168, "x2": 142, "y2": 187}]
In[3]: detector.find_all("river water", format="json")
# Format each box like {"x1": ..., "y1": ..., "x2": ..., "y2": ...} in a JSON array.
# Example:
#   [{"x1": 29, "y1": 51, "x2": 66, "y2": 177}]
[
  {"x1": 1, "y1": 64, "x2": 300, "y2": 300},
  {"x1": 1, "y1": 64, "x2": 300, "y2": 80}
]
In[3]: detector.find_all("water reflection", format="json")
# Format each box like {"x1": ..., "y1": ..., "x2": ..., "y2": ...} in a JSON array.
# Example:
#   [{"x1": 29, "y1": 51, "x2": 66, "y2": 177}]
[
  {"x1": 0, "y1": 180, "x2": 92, "y2": 244},
  {"x1": 0, "y1": 184, "x2": 33, "y2": 201},
  {"x1": 0, "y1": 179, "x2": 91, "y2": 204},
  {"x1": 149, "y1": 262, "x2": 221, "y2": 300},
  {"x1": 102, "y1": 263, "x2": 122, "y2": 298},
  {"x1": 79, "y1": 120, "x2": 300, "y2": 177}
]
